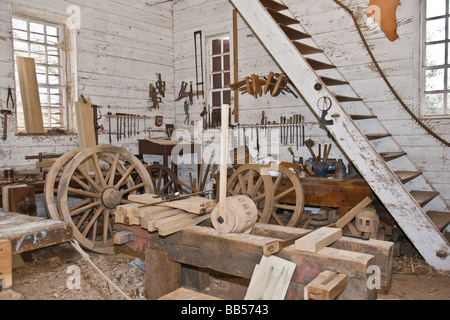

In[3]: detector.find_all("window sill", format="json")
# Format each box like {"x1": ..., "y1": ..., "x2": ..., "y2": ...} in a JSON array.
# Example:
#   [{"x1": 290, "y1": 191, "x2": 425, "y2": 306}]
[{"x1": 16, "y1": 130, "x2": 75, "y2": 137}]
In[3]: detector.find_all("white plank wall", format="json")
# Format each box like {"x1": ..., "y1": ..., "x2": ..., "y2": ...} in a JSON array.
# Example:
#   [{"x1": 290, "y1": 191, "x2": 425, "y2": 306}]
[
  {"x1": 284, "y1": 0, "x2": 450, "y2": 206},
  {"x1": 0, "y1": 0, "x2": 174, "y2": 173},
  {"x1": 173, "y1": 0, "x2": 345, "y2": 165}
]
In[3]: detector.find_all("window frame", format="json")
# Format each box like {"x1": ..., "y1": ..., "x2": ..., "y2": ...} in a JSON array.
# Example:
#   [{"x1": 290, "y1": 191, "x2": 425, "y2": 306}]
[
  {"x1": 421, "y1": 0, "x2": 450, "y2": 118},
  {"x1": 207, "y1": 34, "x2": 232, "y2": 114}
]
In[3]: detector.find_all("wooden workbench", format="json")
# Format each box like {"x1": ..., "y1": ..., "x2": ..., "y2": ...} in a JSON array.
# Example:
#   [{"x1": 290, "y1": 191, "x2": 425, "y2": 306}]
[
  {"x1": 117, "y1": 223, "x2": 393, "y2": 300},
  {"x1": 299, "y1": 175, "x2": 373, "y2": 218},
  {"x1": 0, "y1": 210, "x2": 73, "y2": 254}
]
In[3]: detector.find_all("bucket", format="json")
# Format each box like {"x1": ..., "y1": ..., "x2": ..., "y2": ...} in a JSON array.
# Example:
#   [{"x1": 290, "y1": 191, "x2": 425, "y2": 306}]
[{"x1": 313, "y1": 162, "x2": 328, "y2": 178}]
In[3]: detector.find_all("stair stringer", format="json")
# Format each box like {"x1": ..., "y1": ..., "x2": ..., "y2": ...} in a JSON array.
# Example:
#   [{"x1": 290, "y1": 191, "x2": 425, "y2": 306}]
[{"x1": 230, "y1": 0, "x2": 450, "y2": 274}]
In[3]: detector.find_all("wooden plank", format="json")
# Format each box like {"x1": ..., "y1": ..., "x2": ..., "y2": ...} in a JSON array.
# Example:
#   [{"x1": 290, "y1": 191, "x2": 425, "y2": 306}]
[
  {"x1": 157, "y1": 214, "x2": 211, "y2": 237},
  {"x1": 334, "y1": 197, "x2": 373, "y2": 229},
  {"x1": 148, "y1": 211, "x2": 191, "y2": 232},
  {"x1": 0, "y1": 240, "x2": 12, "y2": 290},
  {"x1": 244, "y1": 255, "x2": 296, "y2": 300},
  {"x1": 304, "y1": 270, "x2": 347, "y2": 300},
  {"x1": 15, "y1": 57, "x2": 44, "y2": 134},
  {"x1": 145, "y1": 249, "x2": 181, "y2": 300},
  {"x1": 295, "y1": 227, "x2": 342, "y2": 253},
  {"x1": 158, "y1": 287, "x2": 221, "y2": 300},
  {"x1": 75, "y1": 101, "x2": 97, "y2": 149}
]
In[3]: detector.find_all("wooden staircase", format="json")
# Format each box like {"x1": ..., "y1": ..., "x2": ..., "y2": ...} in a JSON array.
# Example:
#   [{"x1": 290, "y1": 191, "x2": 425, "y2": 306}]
[{"x1": 230, "y1": 0, "x2": 450, "y2": 274}]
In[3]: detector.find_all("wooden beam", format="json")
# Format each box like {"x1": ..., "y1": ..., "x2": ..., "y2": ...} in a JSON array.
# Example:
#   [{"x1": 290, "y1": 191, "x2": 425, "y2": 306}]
[
  {"x1": 145, "y1": 249, "x2": 181, "y2": 300},
  {"x1": 15, "y1": 57, "x2": 44, "y2": 134},
  {"x1": 295, "y1": 227, "x2": 342, "y2": 253}
]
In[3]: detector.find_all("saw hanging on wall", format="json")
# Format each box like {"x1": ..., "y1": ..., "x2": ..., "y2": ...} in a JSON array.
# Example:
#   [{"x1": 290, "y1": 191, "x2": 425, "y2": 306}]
[{"x1": 148, "y1": 73, "x2": 166, "y2": 110}]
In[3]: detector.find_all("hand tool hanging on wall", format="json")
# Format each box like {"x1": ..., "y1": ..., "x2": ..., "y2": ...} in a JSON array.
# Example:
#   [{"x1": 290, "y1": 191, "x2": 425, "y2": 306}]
[
  {"x1": 194, "y1": 30, "x2": 205, "y2": 99},
  {"x1": 155, "y1": 73, "x2": 166, "y2": 98},
  {"x1": 1, "y1": 88, "x2": 15, "y2": 141},
  {"x1": 107, "y1": 112, "x2": 112, "y2": 144},
  {"x1": 318, "y1": 97, "x2": 334, "y2": 127},
  {"x1": 176, "y1": 81, "x2": 188, "y2": 102}
]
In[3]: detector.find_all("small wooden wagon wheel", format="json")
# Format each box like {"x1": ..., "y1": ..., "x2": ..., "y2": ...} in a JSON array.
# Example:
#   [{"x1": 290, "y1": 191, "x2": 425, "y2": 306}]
[
  {"x1": 44, "y1": 147, "x2": 85, "y2": 221},
  {"x1": 226, "y1": 164, "x2": 274, "y2": 224},
  {"x1": 56, "y1": 145, "x2": 154, "y2": 254},
  {"x1": 270, "y1": 165, "x2": 305, "y2": 227},
  {"x1": 139, "y1": 163, "x2": 182, "y2": 196}
]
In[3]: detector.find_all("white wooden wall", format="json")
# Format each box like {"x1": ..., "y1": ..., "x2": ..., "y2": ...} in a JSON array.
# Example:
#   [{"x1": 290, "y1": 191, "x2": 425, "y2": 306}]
[
  {"x1": 0, "y1": 0, "x2": 174, "y2": 173},
  {"x1": 173, "y1": 0, "x2": 450, "y2": 207}
]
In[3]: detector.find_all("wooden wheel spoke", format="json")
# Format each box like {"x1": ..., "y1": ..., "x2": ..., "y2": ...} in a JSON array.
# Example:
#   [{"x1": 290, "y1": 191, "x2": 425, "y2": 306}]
[
  {"x1": 82, "y1": 205, "x2": 105, "y2": 237},
  {"x1": 273, "y1": 173, "x2": 283, "y2": 191},
  {"x1": 273, "y1": 203, "x2": 295, "y2": 211},
  {"x1": 252, "y1": 193, "x2": 266, "y2": 203},
  {"x1": 161, "y1": 179, "x2": 174, "y2": 193},
  {"x1": 76, "y1": 208, "x2": 94, "y2": 230},
  {"x1": 250, "y1": 176, "x2": 263, "y2": 198},
  {"x1": 156, "y1": 169, "x2": 163, "y2": 192},
  {"x1": 107, "y1": 153, "x2": 121, "y2": 187},
  {"x1": 76, "y1": 164, "x2": 103, "y2": 193},
  {"x1": 92, "y1": 153, "x2": 107, "y2": 188},
  {"x1": 247, "y1": 170, "x2": 255, "y2": 195},
  {"x1": 68, "y1": 199, "x2": 91, "y2": 213},
  {"x1": 103, "y1": 209, "x2": 110, "y2": 246},
  {"x1": 71, "y1": 175, "x2": 92, "y2": 191},
  {"x1": 68, "y1": 187, "x2": 100, "y2": 199},
  {"x1": 238, "y1": 174, "x2": 247, "y2": 194},
  {"x1": 120, "y1": 182, "x2": 147, "y2": 196},
  {"x1": 70, "y1": 200, "x2": 102, "y2": 216},
  {"x1": 274, "y1": 186, "x2": 295, "y2": 202},
  {"x1": 115, "y1": 164, "x2": 137, "y2": 190},
  {"x1": 271, "y1": 211, "x2": 285, "y2": 226}
]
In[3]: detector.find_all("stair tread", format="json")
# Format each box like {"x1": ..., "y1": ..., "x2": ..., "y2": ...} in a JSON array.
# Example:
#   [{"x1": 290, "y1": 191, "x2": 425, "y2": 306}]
[
  {"x1": 426, "y1": 211, "x2": 450, "y2": 232},
  {"x1": 321, "y1": 76, "x2": 349, "y2": 86},
  {"x1": 380, "y1": 151, "x2": 407, "y2": 161},
  {"x1": 260, "y1": 0, "x2": 289, "y2": 11},
  {"x1": 306, "y1": 58, "x2": 337, "y2": 70},
  {"x1": 350, "y1": 114, "x2": 378, "y2": 120},
  {"x1": 395, "y1": 171, "x2": 423, "y2": 183},
  {"x1": 267, "y1": 8, "x2": 299, "y2": 25},
  {"x1": 335, "y1": 95, "x2": 363, "y2": 102},
  {"x1": 280, "y1": 24, "x2": 311, "y2": 40},
  {"x1": 410, "y1": 190, "x2": 440, "y2": 207},
  {"x1": 366, "y1": 133, "x2": 392, "y2": 140},
  {"x1": 293, "y1": 41, "x2": 323, "y2": 55}
]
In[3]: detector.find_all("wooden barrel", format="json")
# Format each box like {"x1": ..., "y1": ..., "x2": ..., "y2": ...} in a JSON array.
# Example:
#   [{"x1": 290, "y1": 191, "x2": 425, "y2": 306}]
[{"x1": 211, "y1": 195, "x2": 258, "y2": 234}]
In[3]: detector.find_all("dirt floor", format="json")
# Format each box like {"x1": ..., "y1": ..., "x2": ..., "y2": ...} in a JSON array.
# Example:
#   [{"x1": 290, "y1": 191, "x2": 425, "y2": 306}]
[{"x1": 6, "y1": 242, "x2": 450, "y2": 301}]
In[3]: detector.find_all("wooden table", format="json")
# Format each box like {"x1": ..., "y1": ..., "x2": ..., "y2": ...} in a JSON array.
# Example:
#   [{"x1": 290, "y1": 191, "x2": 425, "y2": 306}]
[{"x1": 138, "y1": 139, "x2": 202, "y2": 176}]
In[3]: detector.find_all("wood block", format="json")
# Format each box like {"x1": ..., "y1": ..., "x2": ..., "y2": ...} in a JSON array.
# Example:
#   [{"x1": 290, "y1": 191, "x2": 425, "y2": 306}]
[
  {"x1": 295, "y1": 227, "x2": 342, "y2": 253},
  {"x1": 244, "y1": 255, "x2": 296, "y2": 300},
  {"x1": 147, "y1": 210, "x2": 189, "y2": 232},
  {"x1": 158, "y1": 287, "x2": 221, "y2": 300},
  {"x1": 304, "y1": 271, "x2": 348, "y2": 300},
  {"x1": 158, "y1": 214, "x2": 211, "y2": 237},
  {"x1": 15, "y1": 57, "x2": 44, "y2": 134},
  {"x1": 145, "y1": 249, "x2": 181, "y2": 300},
  {"x1": 113, "y1": 231, "x2": 135, "y2": 245},
  {"x1": 0, "y1": 240, "x2": 12, "y2": 290}
]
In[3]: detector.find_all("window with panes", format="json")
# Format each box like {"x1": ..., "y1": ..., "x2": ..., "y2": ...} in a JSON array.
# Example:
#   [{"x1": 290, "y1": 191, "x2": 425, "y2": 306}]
[
  {"x1": 12, "y1": 16, "x2": 67, "y2": 130},
  {"x1": 210, "y1": 36, "x2": 232, "y2": 125},
  {"x1": 423, "y1": 0, "x2": 450, "y2": 116}
]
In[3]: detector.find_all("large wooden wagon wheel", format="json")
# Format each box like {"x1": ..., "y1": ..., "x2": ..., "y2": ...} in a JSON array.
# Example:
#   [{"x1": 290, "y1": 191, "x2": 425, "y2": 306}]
[
  {"x1": 226, "y1": 164, "x2": 274, "y2": 224},
  {"x1": 138, "y1": 163, "x2": 182, "y2": 196},
  {"x1": 56, "y1": 145, "x2": 154, "y2": 254},
  {"x1": 270, "y1": 165, "x2": 305, "y2": 227},
  {"x1": 44, "y1": 147, "x2": 84, "y2": 221}
]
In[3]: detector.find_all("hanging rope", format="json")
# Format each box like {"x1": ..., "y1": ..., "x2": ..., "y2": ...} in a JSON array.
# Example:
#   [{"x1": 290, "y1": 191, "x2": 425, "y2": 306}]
[{"x1": 332, "y1": 0, "x2": 450, "y2": 147}]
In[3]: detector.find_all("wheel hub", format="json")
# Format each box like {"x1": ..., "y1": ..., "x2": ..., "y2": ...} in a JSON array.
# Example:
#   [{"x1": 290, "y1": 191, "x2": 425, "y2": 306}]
[{"x1": 101, "y1": 187, "x2": 123, "y2": 209}]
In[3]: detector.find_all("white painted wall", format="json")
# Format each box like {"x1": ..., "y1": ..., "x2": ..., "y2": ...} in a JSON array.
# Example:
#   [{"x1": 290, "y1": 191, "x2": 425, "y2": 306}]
[
  {"x1": 0, "y1": 0, "x2": 174, "y2": 173},
  {"x1": 172, "y1": 0, "x2": 449, "y2": 207}
]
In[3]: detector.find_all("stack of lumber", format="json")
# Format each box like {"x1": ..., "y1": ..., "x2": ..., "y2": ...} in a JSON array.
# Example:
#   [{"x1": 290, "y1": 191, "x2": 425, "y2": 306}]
[{"x1": 114, "y1": 195, "x2": 216, "y2": 237}]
